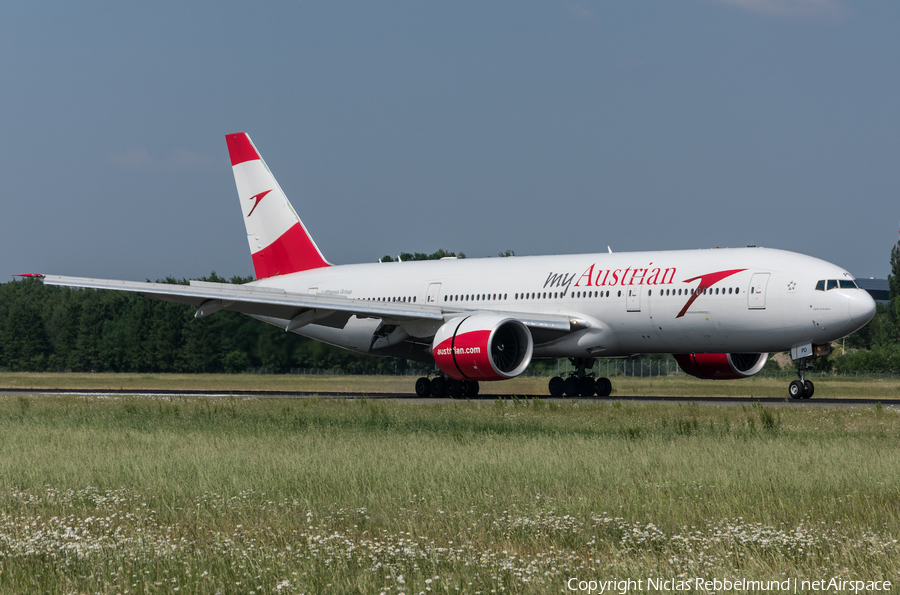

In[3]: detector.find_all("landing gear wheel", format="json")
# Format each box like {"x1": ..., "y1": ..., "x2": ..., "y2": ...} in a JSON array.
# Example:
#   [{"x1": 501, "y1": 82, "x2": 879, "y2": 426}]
[
  {"x1": 595, "y1": 377, "x2": 612, "y2": 398},
  {"x1": 464, "y1": 381, "x2": 480, "y2": 397},
  {"x1": 563, "y1": 376, "x2": 579, "y2": 397},
  {"x1": 446, "y1": 379, "x2": 463, "y2": 399},
  {"x1": 579, "y1": 377, "x2": 596, "y2": 397},
  {"x1": 803, "y1": 380, "x2": 814, "y2": 399},
  {"x1": 793, "y1": 356, "x2": 816, "y2": 401},
  {"x1": 415, "y1": 377, "x2": 431, "y2": 398},
  {"x1": 430, "y1": 377, "x2": 446, "y2": 398},
  {"x1": 548, "y1": 376, "x2": 565, "y2": 397}
]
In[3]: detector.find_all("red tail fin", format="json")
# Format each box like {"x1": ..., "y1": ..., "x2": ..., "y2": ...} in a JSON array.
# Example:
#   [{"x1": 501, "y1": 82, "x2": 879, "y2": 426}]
[{"x1": 226, "y1": 133, "x2": 330, "y2": 278}]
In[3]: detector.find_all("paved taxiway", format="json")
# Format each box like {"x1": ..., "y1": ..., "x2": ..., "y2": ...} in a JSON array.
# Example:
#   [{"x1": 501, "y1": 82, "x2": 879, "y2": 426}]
[{"x1": 1, "y1": 388, "x2": 896, "y2": 408}]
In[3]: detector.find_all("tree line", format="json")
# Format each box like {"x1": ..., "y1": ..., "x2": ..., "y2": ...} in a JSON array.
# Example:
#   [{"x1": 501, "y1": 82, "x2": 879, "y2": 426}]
[
  {"x1": 0, "y1": 250, "x2": 465, "y2": 374},
  {"x1": 1, "y1": 246, "x2": 899, "y2": 374},
  {"x1": 832, "y1": 241, "x2": 900, "y2": 372},
  {"x1": 0, "y1": 273, "x2": 385, "y2": 374}
]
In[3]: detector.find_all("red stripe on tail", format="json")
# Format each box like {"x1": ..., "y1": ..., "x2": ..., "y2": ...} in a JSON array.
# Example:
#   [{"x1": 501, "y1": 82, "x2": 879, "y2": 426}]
[
  {"x1": 250, "y1": 222, "x2": 331, "y2": 279},
  {"x1": 226, "y1": 133, "x2": 260, "y2": 166}
]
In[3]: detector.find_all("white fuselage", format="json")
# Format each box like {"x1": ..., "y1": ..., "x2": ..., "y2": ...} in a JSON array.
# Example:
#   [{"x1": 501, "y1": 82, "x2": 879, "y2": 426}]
[{"x1": 250, "y1": 246, "x2": 874, "y2": 360}]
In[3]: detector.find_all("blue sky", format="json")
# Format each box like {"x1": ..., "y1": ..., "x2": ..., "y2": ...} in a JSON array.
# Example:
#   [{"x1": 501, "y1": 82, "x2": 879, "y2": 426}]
[{"x1": 2, "y1": 1, "x2": 898, "y2": 282}]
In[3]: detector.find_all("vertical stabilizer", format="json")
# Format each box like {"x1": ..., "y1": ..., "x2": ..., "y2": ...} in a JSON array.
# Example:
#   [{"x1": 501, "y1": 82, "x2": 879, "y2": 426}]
[{"x1": 226, "y1": 133, "x2": 330, "y2": 278}]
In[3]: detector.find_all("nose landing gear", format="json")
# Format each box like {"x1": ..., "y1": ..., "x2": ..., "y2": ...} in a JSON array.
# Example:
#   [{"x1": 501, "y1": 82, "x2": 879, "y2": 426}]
[
  {"x1": 789, "y1": 358, "x2": 815, "y2": 399},
  {"x1": 548, "y1": 358, "x2": 613, "y2": 397}
]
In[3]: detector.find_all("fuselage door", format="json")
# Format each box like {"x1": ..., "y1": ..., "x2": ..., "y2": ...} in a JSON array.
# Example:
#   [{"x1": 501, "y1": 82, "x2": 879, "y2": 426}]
[
  {"x1": 425, "y1": 282, "x2": 442, "y2": 304},
  {"x1": 626, "y1": 287, "x2": 641, "y2": 312},
  {"x1": 748, "y1": 273, "x2": 769, "y2": 309},
  {"x1": 307, "y1": 287, "x2": 318, "y2": 296}
]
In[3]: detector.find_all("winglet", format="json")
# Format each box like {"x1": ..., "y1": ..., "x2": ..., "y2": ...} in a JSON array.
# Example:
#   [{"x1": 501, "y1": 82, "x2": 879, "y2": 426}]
[{"x1": 226, "y1": 133, "x2": 330, "y2": 279}]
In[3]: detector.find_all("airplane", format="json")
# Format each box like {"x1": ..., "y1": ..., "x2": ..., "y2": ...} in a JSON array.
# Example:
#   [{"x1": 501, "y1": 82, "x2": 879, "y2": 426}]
[{"x1": 40, "y1": 133, "x2": 876, "y2": 400}]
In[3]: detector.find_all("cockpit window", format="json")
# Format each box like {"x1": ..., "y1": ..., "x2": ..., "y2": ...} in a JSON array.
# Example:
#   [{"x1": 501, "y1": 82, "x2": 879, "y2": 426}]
[{"x1": 817, "y1": 279, "x2": 859, "y2": 291}]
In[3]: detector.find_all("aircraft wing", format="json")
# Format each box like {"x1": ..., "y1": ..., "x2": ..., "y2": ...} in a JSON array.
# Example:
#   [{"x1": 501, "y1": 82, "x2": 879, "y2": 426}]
[{"x1": 40, "y1": 275, "x2": 576, "y2": 332}]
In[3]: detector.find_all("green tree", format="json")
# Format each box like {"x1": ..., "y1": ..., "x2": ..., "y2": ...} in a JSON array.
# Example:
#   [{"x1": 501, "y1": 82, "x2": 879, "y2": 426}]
[
  {"x1": 222, "y1": 350, "x2": 251, "y2": 373},
  {"x1": 889, "y1": 240, "x2": 900, "y2": 336},
  {"x1": 1, "y1": 281, "x2": 51, "y2": 371},
  {"x1": 44, "y1": 287, "x2": 81, "y2": 371}
]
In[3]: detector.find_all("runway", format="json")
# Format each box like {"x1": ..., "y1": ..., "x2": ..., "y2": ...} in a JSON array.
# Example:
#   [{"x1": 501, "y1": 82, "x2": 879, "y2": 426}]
[{"x1": 1, "y1": 387, "x2": 897, "y2": 407}]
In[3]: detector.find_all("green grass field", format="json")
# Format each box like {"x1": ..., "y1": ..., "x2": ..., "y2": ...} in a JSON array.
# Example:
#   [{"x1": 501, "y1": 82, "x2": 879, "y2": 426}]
[
  {"x1": 2, "y1": 371, "x2": 900, "y2": 399},
  {"x1": 0, "y1": 392, "x2": 898, "y2": 594}
]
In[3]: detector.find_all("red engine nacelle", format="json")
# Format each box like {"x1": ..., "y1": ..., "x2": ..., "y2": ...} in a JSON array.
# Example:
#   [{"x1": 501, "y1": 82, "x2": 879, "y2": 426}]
[
  {"x1": 432, "y1": 314, "x2": 533, "y2": 381},
  {"x1": 674, "y1": 352, "x2": 769, "y2": 380}
]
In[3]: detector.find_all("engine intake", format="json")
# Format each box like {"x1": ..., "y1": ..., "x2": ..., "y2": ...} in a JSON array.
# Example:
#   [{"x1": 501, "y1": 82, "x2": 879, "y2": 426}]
[
  {"x1": 432, "y1": 314, "x2": 534, "y2": 381},
  {"x1": 674, "y1": 352, "x2": 768, "y2": 380}
]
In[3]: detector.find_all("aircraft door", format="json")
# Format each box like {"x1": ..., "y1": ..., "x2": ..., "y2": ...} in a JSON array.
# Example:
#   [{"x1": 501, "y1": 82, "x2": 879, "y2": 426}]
[
  {"x1": 307, "y1": 287, "x2": 318, "y2": 296},
  {"x1": 626, "y1": 287, "x2": 641, "y2": 312},
  {"x1": 748, "y1": 273, "x2": 769, "y2": 309},
  {"x1": 425, "y1": 283, "x2": 442, "y2": 304}
]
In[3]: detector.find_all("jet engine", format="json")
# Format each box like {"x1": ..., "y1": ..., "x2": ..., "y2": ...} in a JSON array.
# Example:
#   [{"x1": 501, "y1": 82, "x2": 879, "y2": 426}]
[
  {"x1": 674, "y1": 352, "x2": 769, "y2": 380},
  {"x1": 432, "y1": 314, "x2": 533, "y2": 381}
]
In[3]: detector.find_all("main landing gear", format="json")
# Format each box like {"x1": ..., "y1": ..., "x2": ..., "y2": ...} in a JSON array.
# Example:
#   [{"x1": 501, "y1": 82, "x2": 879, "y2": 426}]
[
  {"x1": 415, "y1": 375, "x2": 479, "y2": 399},
  {"x1": 788, "y1": 358, "x2": 815, "y2": 399},
  {"x1": 548, "y1": 357, "x2": 612, "y2": 398}
]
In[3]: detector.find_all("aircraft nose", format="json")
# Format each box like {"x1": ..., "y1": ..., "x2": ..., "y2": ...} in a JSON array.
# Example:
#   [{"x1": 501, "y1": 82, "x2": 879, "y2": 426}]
[{"x1": 848, "y1": 289, "x2": 876, "y2": 325}]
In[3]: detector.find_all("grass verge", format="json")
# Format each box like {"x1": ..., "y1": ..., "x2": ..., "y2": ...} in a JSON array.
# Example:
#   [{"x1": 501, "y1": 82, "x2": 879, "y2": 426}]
[{"x1": 0, "y1": 396, "x2": 897, "y2": 593}]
